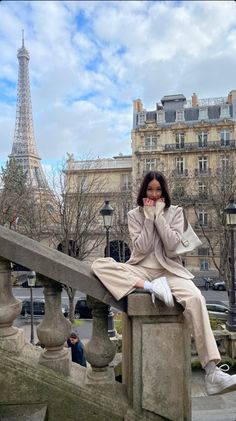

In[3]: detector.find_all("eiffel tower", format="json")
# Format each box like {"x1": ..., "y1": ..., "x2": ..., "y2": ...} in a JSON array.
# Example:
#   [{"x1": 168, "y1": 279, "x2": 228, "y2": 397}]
[{"x1": 9, "y1": 31, "x2": 47, "y2": 190}]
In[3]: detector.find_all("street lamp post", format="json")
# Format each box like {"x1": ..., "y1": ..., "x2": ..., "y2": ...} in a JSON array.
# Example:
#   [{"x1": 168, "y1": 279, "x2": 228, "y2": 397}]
[
  {"x1": 27, "y1": 270, "x2": 36, "y2": 344},
  {"x1": 100, "y1": 200, "x2": 116, "y2": 337},
  {"x1": 224, "y1": 199, "x2": 236, "y2": 331},
  {"x1": 100, "y1": 200, "x2": 114, "y2": 258}
]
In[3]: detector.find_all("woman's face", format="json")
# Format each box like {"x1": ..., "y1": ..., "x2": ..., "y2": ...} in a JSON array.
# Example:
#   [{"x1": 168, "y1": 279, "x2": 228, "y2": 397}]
[{"x1": 146, "y1": 179, "x2": 162, "y2": 202}]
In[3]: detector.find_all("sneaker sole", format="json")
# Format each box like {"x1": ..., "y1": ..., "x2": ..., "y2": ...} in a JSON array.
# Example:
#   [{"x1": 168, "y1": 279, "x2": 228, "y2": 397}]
[{"x1": 206, "y1": 378, "x2": 236, "y2": 395}]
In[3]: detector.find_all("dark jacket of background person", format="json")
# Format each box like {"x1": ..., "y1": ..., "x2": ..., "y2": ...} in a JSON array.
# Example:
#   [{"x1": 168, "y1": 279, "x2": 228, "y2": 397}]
[{"x1": 67, "y1": 334, "x2": 87, "y2": 367}]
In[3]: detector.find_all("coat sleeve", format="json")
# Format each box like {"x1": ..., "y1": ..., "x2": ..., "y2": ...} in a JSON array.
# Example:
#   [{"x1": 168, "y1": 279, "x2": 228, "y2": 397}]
[
  {"x1": 128, "y1": 210, "x2": 155, "y2": 254},
  {"x1": 154, "y1": 207, "x2": 184, "y2": 251}
]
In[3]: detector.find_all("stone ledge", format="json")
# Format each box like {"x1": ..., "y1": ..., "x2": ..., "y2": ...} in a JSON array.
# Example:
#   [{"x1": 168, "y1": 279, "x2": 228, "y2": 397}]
[
  {"x1": 128, "y1": 292, "x2": 184, "y2": 317},
  {"x1": 0, "y1": 225, "x2": 126, "y2": 312}
]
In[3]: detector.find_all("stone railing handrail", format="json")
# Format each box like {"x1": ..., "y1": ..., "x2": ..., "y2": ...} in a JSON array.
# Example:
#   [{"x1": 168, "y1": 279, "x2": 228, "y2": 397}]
[{"x1": 0, "y1": 225, "x2": 126, "y2": 312}]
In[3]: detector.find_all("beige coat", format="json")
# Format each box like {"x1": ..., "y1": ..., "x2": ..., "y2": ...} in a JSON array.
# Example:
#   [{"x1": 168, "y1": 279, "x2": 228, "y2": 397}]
[{"x1": 126, "y1": 204, "x2": 194, "y2": 280}]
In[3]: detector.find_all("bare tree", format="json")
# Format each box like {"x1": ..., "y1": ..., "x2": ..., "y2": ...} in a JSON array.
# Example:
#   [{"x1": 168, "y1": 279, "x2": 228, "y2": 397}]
[
  {"x1": 110, "y1": 191, "x2": 132, "y2": 263},
  {"x1": 0, "y1": 159, "x2": 29, "y2": 229},
  {"x1": 169, "y1": 165, "x2": 236, "y2": 294},
  {"x1": 51, "y1": 156, "x2": 108, "y2": 321}
]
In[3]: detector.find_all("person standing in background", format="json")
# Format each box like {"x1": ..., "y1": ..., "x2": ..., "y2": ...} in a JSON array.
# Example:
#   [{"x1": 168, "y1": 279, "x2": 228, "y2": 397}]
[{"x1": 67, "y1": 332, "x2": 87, "y2": 367}]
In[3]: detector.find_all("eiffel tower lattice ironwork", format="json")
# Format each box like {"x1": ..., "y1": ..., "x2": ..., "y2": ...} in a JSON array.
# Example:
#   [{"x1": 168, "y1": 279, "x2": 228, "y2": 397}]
[{"x1": 9, "y1": 31, "x2": 47, "y2": 190}]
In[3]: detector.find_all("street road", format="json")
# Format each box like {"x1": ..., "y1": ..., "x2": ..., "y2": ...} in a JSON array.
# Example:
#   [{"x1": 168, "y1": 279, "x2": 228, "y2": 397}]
[
  {"x1": 13, "y1": 286, "x2": 229, "y2": 305},
  {"x1": 12, "y1": 285, "x2": 229, "y2": 344},
  {"x1": 13, "y1": 287, "x2": 91, "y2": 343},
  {"x1": 200, "y1": 288, "x2": 228, "y2": 305},
  {"x1": 13, "y1": 287, "x2": 85, "y2": 304}
]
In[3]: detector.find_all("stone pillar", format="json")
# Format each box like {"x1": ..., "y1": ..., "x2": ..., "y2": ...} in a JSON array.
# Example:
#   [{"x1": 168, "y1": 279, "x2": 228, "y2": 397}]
[
  {"x1": 0, "y1": 257, "x2": 25, "y2": 354},
  {"x1": 226, "y1": 331, "x2": 236, "y2": 359},
  {"x1": 37, "y1": 276, "x2": 71, "y2": 376},
  {"x1": 84, "y1": 296, "x2": 116, "y2": 384},
  {"x1": 123, "y1": 292, "x2": 191, "y2": 421}
]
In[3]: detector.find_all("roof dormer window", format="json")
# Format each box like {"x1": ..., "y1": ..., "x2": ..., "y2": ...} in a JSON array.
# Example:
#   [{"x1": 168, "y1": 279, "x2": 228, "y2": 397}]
[
  {"x1": 157, "y1": 110, "x2": 165, "y2": 123},
  {"x1": 220, "y1": 105, "x2": 230, "y2": 118},
  {"x1": 137, "y1": 112, "x2": 146, "y2": 126},
  {"x1": 198, "y1": 107, "x2": 208, "y2": 120},
  {"x1": 176, "y1": 110, "x2": 184, "y2": 122}
]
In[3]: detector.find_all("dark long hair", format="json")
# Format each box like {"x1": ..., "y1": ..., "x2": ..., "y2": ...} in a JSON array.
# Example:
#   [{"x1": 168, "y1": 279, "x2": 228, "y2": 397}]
[{"x1": 137, "y1": 171, "x2": 171, "y2": 208}]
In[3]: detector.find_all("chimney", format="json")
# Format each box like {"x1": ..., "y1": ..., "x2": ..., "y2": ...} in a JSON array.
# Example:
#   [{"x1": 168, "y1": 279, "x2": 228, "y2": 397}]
[
  {"x1": 227, "y1": 91, "x2": 232, "y2": 104},
  {"x1": 133, "y1": 99, "x2": 143, "y2": 112},
  {"x1": 192, "y1": 92, "x2": 198, "y2": 107}
]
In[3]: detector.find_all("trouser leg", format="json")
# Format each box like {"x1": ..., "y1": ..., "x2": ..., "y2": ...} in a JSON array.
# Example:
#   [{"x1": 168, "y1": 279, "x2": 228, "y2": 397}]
[
  {"x1": 166, "y1": 274, "x2": 220, "y2": 368},
  {"x1": 92, "y1": 258, "x2": 162, "y2": 301}
]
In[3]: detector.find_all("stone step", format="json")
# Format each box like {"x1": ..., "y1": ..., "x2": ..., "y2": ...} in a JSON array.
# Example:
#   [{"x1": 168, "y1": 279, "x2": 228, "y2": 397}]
[
  {"x1": 0, "y1": 404, "x2": 47, "y2": 421},
  {"x1": 192, "y1": 407, "x2": 236, "y2": 421}
]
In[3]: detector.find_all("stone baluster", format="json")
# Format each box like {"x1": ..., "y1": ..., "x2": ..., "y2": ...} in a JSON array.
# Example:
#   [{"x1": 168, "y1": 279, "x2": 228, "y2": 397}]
[
  {"x1": 37, "y1": 276, "x2": 71, "y2": 376},
  {"x1": 0, "y1": 257, "x2": 25, "y2": 354},
  {"x1": 84, "y1": 296, "x2": 116, "y2": 384}
]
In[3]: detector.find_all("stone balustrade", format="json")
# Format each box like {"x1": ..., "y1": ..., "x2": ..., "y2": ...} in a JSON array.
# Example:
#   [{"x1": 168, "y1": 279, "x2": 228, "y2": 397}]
[{"x1": 0, "y1": 225, "x2": 236, "y2": 420}]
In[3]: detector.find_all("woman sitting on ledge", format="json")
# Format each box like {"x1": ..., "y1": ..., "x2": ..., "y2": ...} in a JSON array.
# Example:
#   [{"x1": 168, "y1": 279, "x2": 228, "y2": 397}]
[{"x1": 92, "y1": 170, "x2": 236, "y2": 396}]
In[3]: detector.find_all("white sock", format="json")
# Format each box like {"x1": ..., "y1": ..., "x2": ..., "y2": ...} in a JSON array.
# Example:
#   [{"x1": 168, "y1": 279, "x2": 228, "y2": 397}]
[
  {"x1": 143, "y1": 281, "x2": 153, "y2": 292},
  {"x1": 204, "y1": 361, "x2": 216, "y2": 375}
]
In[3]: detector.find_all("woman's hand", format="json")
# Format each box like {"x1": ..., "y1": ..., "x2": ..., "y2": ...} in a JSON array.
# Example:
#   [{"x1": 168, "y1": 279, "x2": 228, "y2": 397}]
[
  {"x1": 155, "y1": 198, "x2": 165, "y2": 216},
  {"x1": 143, "y1": 198, "x2": 155, "y2": 207},
  {"x1": 143, "y1": 198, "x2": 155, "y2": 220}
]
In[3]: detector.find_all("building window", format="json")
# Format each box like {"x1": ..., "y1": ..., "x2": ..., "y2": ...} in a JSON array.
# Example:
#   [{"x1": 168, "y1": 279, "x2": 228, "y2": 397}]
[
  {"x1": 176, "y1": 157, "x2": 184, "y2": 174},
  {"x1": 80, "y1": 176, "x2": 89, "y2": 192},
  {"x1": 145, "y1": 158, "x2": 156, "y2": 171},
  {"x1": 198, "y1": 107, "x2": 208, "y2": 120},
  {"x1": 176, "y1": 110, "x2": 184, "y2": 122},
  {"x1": 137, "y1": 112, "x2": 146, "y2": 126},
  {"x1": 220, "y1": 129, "x2": 231, "y2": 146},
  {"x1": 122, "y1": 202, "x2": 132, "y2": 223},
  {"x1": 220, "y1": 105, "x2": 230, "y2": 118},
  {"x1": 121, "y1": 174, "x2": 131, "y2": 192},
  {"x1": 198, "y1": 131, "x2": 208, "y2": 147},
  {"x1": 198, "y1": 248, "x2": 210, "y2": 256},
  {"x1": 172, "y1": 185, "x2": 185, "y2": 199},
  {"x1": 198, "y1": 156, "x2": 208, "y2": 172},
  {"x1": 200, "y1": 259, "x2": 209, "y2": 271},
  {"x1": 198, "y1": 209, "x2": 208, "y2": 226},
  {"x1": 198, "y1": 181, "x2": 207, "y2": 198},
  {"x1": 220, "y1": 155, "x2": 229, "y2": 171},
  {"x1": 175, "y1": 132, "x2": 185, "y2": 149},
  {"x1": 157, "y1": 111, "x2": 165, "y2": 123},
  {"x1": 145, "y1": 135, "x2": 157, "y2": 149}
]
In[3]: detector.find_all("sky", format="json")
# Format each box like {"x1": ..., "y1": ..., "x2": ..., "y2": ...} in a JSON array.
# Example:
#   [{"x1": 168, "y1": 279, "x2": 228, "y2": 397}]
[{"x1": 1, "y1": 0, "x2": 236, "y2": 170}]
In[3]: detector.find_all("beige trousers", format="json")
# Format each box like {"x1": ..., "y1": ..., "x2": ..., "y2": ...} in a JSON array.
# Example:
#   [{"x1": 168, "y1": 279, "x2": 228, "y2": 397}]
[{"x1": 92, "y1": 257, "x2": 220, "y2": 368}]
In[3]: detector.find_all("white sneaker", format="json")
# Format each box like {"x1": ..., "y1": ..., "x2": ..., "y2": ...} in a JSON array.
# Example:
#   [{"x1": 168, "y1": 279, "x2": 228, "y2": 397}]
[
  {"x1": 151, "y1": 277, "x2": 174, "y2": 307},
  {"x1": 205, "y1": 364, "x2": 236, "y2": 395}
]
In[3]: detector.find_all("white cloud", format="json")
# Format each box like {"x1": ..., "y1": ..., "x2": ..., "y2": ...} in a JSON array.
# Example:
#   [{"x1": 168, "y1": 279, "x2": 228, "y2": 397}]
[{"x1": 0, "y1": 0, "x2": 236, "y2": 167}]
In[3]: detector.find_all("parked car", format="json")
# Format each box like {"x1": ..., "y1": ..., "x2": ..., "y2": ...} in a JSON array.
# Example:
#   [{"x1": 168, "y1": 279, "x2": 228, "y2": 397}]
[
  {"x1": 74, "y1": 298, "x2": 92, "y2": 319},
  {"x1": 206, "y1": 303, "x2": 229, "y2": 322},
  {"x1": 20, "y1": 298, "x2": 68, "y2": 318},
  {"x1": 212, "y1": 281, "x2": 226, "y2": 291}
]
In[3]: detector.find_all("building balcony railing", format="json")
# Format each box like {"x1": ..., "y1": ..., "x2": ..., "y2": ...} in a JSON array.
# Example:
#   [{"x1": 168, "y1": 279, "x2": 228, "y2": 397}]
[
  {"x1": 171, "y1": 169, "x2": 188, "y2": 177},
  {"x1": 194, "y1": 221, "x2": 212, "y2": 229},
  {"x1": 138, "y1": 145, "x2": 158, "y2": 152},
  {"x1": 194, "y1": 168, "x2": 211, "y2": 176},
  {"x1": 121, "y1": 184, "x2": 132, "y2": 192},
  {"x1": 164, "y1": 140, "x2": 235, "y2": 152}
]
